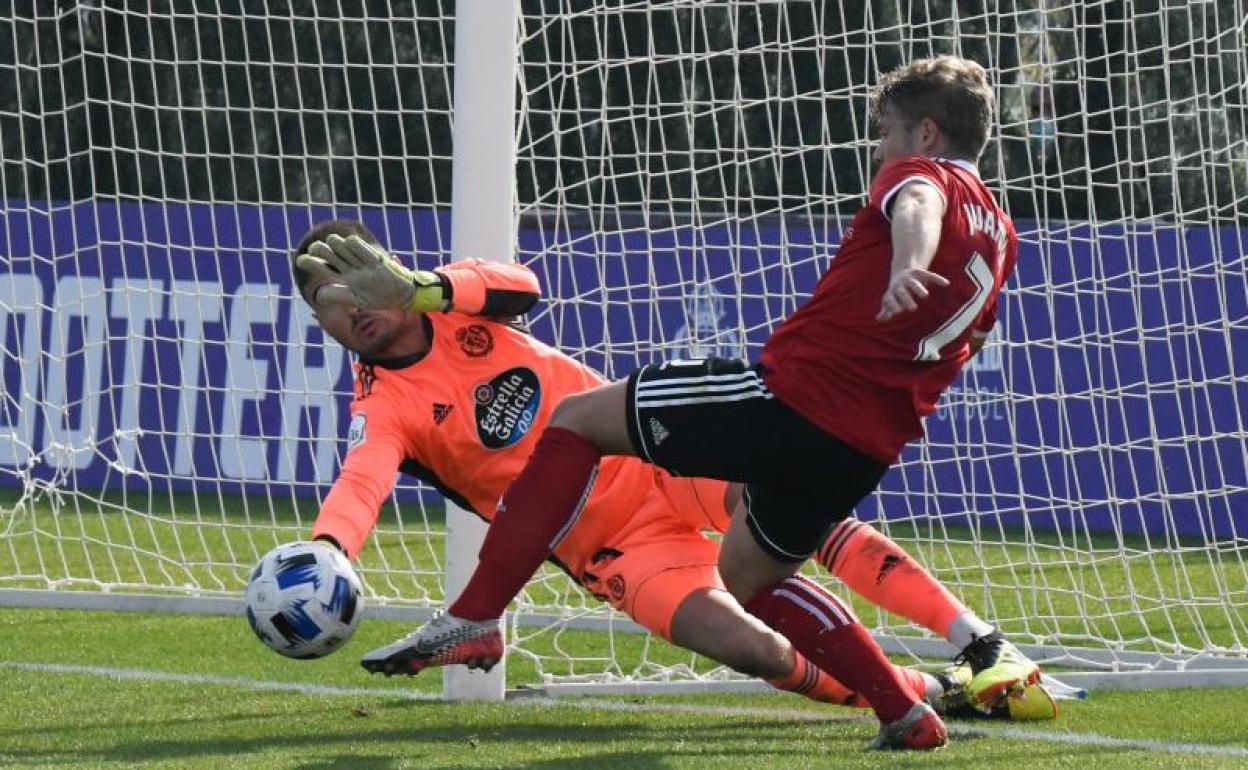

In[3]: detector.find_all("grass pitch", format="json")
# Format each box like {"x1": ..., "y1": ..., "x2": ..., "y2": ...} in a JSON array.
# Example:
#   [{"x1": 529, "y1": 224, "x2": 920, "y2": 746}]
[
  {"x1": 3, "y1": 490, "x2": 1248, "y2": 767},
  {"x1": 3, "y1": 607, "x2": 1248, "y2": 769},
  {"x1": 3, "y1": 487, "x2": 1247, "y2": 657}
]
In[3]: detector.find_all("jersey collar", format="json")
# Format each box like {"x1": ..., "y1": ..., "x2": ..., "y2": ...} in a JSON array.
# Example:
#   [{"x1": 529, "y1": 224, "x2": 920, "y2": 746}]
[
  {"x1": 360, "y1": 350, "x2": 428, "y2": 370},
  {"x1": 943, "y1": 158, "x2": 980, "y2": 177}
]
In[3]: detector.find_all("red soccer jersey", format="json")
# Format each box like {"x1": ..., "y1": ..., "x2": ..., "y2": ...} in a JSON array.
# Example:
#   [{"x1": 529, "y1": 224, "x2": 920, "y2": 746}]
[{"x1": 760, "y1": 156, "x2": 1018, "y2": 463}]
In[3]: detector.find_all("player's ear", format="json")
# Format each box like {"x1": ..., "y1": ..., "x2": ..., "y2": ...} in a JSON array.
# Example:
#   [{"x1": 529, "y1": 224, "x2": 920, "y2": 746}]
[{"x1": 918, "y1": 117, "x2": 941, "y2": 153}]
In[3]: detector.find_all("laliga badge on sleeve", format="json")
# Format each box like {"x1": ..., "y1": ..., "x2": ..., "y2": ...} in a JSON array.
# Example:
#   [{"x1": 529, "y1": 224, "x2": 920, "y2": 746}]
[{"x1": 347, "y1": 413, "x2": 367, "y2": 451}]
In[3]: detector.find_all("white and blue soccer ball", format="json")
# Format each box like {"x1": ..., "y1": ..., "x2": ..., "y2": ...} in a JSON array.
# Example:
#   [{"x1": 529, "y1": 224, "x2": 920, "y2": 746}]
[{"x1": 244, "y1": 541, "x2": 363, "y2": 659}]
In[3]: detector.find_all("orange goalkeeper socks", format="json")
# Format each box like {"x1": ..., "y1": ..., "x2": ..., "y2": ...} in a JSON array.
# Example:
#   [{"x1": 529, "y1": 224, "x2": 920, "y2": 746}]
[
  {"x1": 817, "y1": 519, "x2": 967, "y2": 640},
  {"x1": 767, "y1": 651, "x2": 864, "y2": 707}
]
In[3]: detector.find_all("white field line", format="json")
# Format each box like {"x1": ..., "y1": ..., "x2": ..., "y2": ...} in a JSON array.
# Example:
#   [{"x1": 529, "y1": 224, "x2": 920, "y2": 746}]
[{"x1": 5, "y1": 660, "x2": 1248, "y2": 759}]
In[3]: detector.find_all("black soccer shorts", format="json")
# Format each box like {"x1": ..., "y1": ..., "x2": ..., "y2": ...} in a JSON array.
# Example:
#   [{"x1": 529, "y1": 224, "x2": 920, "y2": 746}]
[{"x1": 625, "y1": 357, "x2": 888, "y2": 562}]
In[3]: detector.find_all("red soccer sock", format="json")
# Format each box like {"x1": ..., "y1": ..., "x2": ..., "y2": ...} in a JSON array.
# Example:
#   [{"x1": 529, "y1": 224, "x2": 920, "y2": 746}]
[
  {"x1": 449, "y1": 427, "x2": 602, "y2": 621},
  {"x1": 817, "y1": 519, "x2": 967, "y2": 640},
  {"x1": 745, "y1": 575, "x2": 919, "y2": 723}
]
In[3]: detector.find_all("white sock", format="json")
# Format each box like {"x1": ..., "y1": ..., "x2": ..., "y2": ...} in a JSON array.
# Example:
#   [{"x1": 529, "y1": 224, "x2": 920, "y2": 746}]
[
  {"x1": 920, "y1": 672, "x2": 945, "y2": 701},
  {"x1": 947, "y1": 611, "x2": 996, "y2": 652}
]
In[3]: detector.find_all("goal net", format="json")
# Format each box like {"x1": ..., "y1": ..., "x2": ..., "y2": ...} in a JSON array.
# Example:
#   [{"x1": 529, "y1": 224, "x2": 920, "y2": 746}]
[{"x1": 1, "y1": 1, "x2": 1246, "y2": 692}]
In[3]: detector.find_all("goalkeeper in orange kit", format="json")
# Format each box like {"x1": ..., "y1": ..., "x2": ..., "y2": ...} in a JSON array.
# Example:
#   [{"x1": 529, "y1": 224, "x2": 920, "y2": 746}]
[{"x1": 294, "y1": 219, "x2": 1055, "y2": 730}]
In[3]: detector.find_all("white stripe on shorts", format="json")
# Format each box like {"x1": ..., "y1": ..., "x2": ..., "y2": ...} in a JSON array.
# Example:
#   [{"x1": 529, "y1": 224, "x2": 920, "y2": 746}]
[
  {"x1": 634, "y1": 389, "x2": 774, "y2": 409},
  {"x1": 635, "y1": 370, "x2": 764, "y2": 392},
  {"x1": 636, "y1": 369, "x2": 773, "y2": 408},
  {"x1": 636, "y1": 378, "x2": 767, "y2": 398}
]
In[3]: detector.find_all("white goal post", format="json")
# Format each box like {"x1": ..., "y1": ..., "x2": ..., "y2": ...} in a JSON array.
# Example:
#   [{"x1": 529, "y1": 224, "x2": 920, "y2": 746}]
[
  {"x1": 442, "y1": 0, "x2": 516, "y2": 702},
  {"x1": 1, "y1": 1, "x2": 1247, "y2": 700}
]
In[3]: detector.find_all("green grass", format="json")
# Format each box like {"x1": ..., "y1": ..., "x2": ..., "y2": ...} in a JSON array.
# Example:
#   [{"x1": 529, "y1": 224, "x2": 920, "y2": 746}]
[
  {"x1": 4, "y1": 608, "x2": 1248, "y2": 769},
  {"x1": 3, "y1": 488, "x2": 1247, "y2": 657},
  {"x1": 4, "y1": 490, "x2": 1248, "y2": 766}
]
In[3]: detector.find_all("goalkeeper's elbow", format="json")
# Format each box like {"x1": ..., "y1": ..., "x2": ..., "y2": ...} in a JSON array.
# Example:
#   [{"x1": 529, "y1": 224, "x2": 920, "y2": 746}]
[{"x1": 477, "y1": 288, "x2": 539, "y2": 317}]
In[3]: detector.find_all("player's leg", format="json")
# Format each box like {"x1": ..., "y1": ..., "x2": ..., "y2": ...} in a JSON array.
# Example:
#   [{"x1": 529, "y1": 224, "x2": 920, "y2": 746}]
[
  {"x1": 720, "y1": 478, "x2": 1044, "y2": 715},
  {"x1": 442, "y1": 379, "x2": 634, "y2": 622},
  {"x1": 673, "y1": 588, "x2": 850, "y2": 702},
  {"x1": 616, "y1": 359, "x2": 944, "y2": 746},
  {"x1": 718, "y1": 482, "x2": 981, "y2": 646},
  {"x1": 719, "y1": 482, "x2": 997, "y2": 652},
  {"x1": 671, "y1": 587, "x2": 947, "y2": 709},
  {"x1": 816, "y1": 518, "x2": 1041, "y2": 710},
  {"x1": 441, "y1": 358, "x2": 787, "y2": 624},
  {"x1": 591, "y1": 536, "x2": 858, "y2": 706},
  {"x1": 716, "y1": 502, "x2": 930, "y2": 719},
  {"x1": 816, "y1": 518, "x2": 979, "y2": 644},
  {"x1": 585, "y1": 527, "x2": 937, "y2": 709},
  {"x1": 362, "y1": 378, "x2": 633, "y2": 673},
  {"x1": 700, "y1": 413, "x2": 945, "y2": 746}
]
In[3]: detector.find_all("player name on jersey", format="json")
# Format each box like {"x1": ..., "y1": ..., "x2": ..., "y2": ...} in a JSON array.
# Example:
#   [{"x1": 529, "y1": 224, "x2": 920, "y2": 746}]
[{"x1": 963, "y1": 203, "x2": 1009, "y2": 263}]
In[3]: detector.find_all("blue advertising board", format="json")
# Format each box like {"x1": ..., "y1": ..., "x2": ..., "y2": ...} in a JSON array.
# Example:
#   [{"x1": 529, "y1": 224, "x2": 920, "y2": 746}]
[{"x1": 1, "y1": 201, "x2": 1244, "y2": 538}]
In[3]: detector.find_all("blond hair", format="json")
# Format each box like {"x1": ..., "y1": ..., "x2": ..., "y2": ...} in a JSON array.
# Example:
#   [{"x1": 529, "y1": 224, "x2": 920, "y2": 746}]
[{"x1": 870, "y1": 56, "x2": 995, "y2": 160}]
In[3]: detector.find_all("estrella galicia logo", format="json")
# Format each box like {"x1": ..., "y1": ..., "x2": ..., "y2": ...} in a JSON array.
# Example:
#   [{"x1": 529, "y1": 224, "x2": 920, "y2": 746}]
[{"x1": 475, "y1": 367, "x2": 541, "y2": 449}]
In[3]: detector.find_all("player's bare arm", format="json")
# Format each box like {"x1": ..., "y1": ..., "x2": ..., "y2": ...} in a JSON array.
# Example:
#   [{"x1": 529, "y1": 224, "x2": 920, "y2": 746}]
[{"x1": 877, "y1": 182, "x2": 949, "y2": 322}]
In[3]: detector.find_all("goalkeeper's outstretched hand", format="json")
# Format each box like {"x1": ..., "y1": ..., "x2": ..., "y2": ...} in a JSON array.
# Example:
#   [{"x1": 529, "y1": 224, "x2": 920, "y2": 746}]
[{"x1": 296, "y1": 234, "x2": 448, "y2": 313}]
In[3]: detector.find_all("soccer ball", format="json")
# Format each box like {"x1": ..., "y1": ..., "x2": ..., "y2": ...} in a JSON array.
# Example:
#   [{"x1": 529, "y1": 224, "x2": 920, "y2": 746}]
[{"x1": 244, "y1": 541, "x2": 363, "y2": 659}]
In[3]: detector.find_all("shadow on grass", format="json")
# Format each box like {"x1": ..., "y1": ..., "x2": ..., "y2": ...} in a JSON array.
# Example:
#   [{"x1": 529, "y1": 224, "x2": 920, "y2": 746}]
[
  {"x1": 1, "y1": 703, "x2": 833, "y2": 768},
  {"x1": 0, "y1": 701, "x2": 1180, "y2": 770}
]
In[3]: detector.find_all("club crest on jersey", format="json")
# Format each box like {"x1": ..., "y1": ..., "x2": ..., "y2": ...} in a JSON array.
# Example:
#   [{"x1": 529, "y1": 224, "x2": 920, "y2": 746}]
[
  {"x1": 456, "y1": 324, "x2": 494, "y2": 358},
  {"x1": 607, "y1": 574, "x2": 626, "y2": 602},
  {"x1": 474, "y1": 367, "x2": 541, "y2": 449},
  {"x1": 347, "y1": 413, "x2": 367, "y2": 451}
]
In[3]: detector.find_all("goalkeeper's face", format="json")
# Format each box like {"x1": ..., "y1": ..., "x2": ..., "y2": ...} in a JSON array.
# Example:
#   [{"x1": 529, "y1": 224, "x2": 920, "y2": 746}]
[{"x1": 309, "y1": 298, "x2": 421, "y2": 358}]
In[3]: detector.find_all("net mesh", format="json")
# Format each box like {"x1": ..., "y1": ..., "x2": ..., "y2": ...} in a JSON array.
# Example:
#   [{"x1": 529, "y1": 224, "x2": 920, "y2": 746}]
[{"x1": 1, "y1": 1, "x2": 1246, "y2": 686}]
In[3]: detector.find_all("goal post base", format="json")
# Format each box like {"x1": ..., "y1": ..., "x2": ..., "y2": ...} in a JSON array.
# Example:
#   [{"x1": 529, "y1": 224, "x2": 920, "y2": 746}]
[{"x1": 513, "y1": 667, "x2": 1248, "y2": 698}]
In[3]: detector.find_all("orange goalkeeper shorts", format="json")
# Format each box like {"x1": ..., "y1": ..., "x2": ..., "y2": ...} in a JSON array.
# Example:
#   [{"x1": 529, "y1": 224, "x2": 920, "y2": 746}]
[{"x1": 580, "y1": 474, "x2": 731, "y2": 642}]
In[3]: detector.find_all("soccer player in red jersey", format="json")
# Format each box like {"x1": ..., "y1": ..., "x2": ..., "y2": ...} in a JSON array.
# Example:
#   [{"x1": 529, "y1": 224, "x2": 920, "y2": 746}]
[
  {"x1": 290, "y1": 220, "x2": 1019, "y2": 726},
  {"x1": 306, "y1": 57, "x2": 1039, "y2": 749}
]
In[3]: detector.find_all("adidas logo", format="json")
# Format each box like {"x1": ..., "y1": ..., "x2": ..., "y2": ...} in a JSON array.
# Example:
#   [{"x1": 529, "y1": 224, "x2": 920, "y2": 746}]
[
  {"x1": 876, "y1": 554, "x2": 902, "y2": 585},
  {"x1": 648, "y1": 417, "x2": 670, "y2": 446},
  {"x1": 432, "y1": 403, "x2": 454, "y2": 425}
]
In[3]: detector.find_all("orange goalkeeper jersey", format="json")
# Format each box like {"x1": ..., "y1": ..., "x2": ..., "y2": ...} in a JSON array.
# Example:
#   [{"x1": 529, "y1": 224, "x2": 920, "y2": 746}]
[{"x1": 310, "y1": 263, "x2": 663, "y2": 577}]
